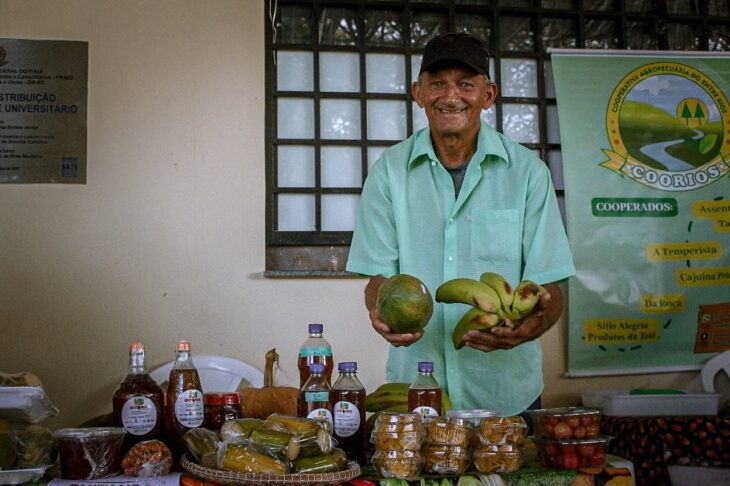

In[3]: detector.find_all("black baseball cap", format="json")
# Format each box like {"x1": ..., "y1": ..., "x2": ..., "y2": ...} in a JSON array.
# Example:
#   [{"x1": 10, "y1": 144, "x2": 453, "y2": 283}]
[{"x1": 419, "y1": 32, "x2": 490, "y2": 76}]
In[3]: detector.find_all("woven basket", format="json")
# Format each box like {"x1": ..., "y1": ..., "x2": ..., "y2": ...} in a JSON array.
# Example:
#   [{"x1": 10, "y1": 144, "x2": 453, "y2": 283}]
[{"x1": 180, "y1": 454, "x2": 362, "y2": 486}]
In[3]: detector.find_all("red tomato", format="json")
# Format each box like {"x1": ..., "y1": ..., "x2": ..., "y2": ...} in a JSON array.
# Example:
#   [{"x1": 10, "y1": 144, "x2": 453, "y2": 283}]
[
  {"x1": 586, "y1": 423, "x2": 601, "y2": 436},
  {"x1": 573, "y1": 425, "x2": 587, "y2": 439},
  {"x1": 561, "y1": 450, "x2": 580, "y2": 469},
  {"x1": 591, "y1": 447, "x2": 607, "y2": 466},
  {"x1": 543, "y1": 416, "x2": 559, "y2": 426},
  {"x1": 578, "y1": 444, "x2": 595, "y2": 457},
  {"x1": 566, "y1": 416, "x2": 580, "y2": 428},
  {"x1": 580, "y1": 415, "x2": 594, "y2": 426},
  {"x1": 553, "y1": 422, "x2": 572, "y2": 439}
]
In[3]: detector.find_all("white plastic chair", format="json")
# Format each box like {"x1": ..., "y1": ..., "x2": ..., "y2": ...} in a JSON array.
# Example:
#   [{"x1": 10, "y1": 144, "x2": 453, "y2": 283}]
[
  {"x1": 150, "y1": 355, "x2": 264, "y2": 392},
  {"x1": 701, "y1": 350, "x2": 730, "y2": 393}
]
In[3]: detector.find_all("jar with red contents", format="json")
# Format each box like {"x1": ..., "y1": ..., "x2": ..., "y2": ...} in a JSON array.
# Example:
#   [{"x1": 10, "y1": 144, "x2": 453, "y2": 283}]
[{"x1": 203, "y1": 392, "x2": 243, "y2": 430}]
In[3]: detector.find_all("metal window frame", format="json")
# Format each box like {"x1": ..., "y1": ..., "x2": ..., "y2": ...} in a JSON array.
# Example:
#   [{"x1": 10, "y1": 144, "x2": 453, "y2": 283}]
[{"x1": 264, "y1": 0, "x2": 728, "y2": 276}]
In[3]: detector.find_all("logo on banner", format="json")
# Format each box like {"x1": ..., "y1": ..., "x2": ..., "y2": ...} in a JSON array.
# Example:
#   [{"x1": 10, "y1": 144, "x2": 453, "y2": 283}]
[{"x1": 601, "y1": 62, "x2": 730, "y2": 192}]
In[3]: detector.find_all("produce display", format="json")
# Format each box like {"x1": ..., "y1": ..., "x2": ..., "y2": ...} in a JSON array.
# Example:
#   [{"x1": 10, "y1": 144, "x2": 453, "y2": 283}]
[
  {"x1": 435, "y1": 272, "x2": 546, "y2": 349},
  {"x1": 529, "y1": 406, "x2": 610, "y2": 470},
  {"x1": 365, "y1": 383, "x2": 453, "y2": 415},
  {"x1": 376, "y1": 274, "x2": 434, "y2": 333},
  {"x1": 184, "y1": 413, "x2": 347, "y2": 475},
  {"x1": 370, "y1": 413, "x2": 426, "y2": 478},
  {"x1": 529, "y1": 406, "x2": 601, "y2": 440}
]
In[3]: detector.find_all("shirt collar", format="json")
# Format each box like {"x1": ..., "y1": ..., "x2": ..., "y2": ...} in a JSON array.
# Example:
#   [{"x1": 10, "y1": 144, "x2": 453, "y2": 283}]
[{"x1": 408, "y1": 121, "x2": 510, "y2": 170}]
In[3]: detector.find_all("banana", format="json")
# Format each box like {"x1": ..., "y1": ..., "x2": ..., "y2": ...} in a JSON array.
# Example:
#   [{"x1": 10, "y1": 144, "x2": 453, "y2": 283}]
[
  {"x1": 365, "y1": 383, "x2": 409, "y2": 412},
  {"x1": 510, "y1": 280, "x2": 546, "y2": 319},
  {"x1": 369, "y1": 382, "x2": 410, "y2": 394},
  {"x1": 435, "y1": 278, "x2": 502, "y2": 313},
  {"x1": 451, "y1": 307, "x2": 503, "y2": 349},
  {"x1": 479, "y1": 272, "x2": 516, "y2": 318}
]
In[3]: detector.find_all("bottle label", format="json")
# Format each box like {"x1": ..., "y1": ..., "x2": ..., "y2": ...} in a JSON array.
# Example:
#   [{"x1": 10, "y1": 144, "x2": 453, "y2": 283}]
[
  {"x1": 412, "y1": 405, "x2": 439, "y2": 417},
  {"x1": 304, "y1": 391, "x2": 330, "y2": 402},
  {"x1": 333, "y1": 401, "x2": 361, "y2": 437},
  {"x1": 121, "y1": 396, "x2": 158, "y2": 435},
  {"x1": 299, "y1": 345, "x2": 332, "y2": 357},
  {"x1": 174, "y1": 389, "x2": 204, "y2": 427},
  {"x1": 306, "y1": 408, "x2": 333, "y2": 428}
]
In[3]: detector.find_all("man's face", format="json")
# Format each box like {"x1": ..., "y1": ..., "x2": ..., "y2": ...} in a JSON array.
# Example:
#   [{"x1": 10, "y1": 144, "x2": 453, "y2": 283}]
[{"x1": 412, "y1": 65, "x2": 497, "y2": 140}]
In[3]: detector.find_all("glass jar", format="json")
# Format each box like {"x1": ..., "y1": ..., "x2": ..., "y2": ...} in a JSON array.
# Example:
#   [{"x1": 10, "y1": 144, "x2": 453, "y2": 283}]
[{"x1": 203, "y1": 392, "x2": 243, "y2": 430}]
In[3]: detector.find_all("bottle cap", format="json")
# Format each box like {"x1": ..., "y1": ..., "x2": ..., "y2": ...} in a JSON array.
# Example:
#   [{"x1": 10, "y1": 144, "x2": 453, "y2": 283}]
[
  {"x1": 176, "y1": 340, "x2": 191, "y2": 352},
  {"x1": 338, "y1": 361, "x2": 357, "y2": 372},
  {"x1": 417, "y1": 361, "x2": 434, "y2": 373},
  {"x1": 129, "y1": 342, "x2": 144, "y2": 352},
  {"x1": 308, "y1": 323, "x2": 324, "y2": 333},
  {"x1": 309, "y1": 362, "x2": 326, "y2": 374}
]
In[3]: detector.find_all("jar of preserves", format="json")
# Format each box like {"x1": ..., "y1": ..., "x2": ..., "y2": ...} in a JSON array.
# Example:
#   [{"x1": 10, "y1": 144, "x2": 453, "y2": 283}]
[{"x1": 203, "y1": 392, "x2": 243, "y2": 430}]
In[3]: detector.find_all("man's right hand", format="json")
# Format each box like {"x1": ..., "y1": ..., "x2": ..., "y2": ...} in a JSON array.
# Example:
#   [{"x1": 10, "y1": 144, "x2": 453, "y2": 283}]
[{"x1": 369, "y1": 306, "x2": 423, "y2": 347}]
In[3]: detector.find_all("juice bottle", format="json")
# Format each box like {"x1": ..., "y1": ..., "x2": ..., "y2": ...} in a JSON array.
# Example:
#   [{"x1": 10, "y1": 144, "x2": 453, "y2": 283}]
[
  {"x1": 112, "y1": 341, "x2": 165, "y2": 453},
  {"x1": 298, "y1": 362, "x2": 333, "y2": 428},
  {"x1": 332, "y1": 361, "x2": 366, "y2": 464},
  {"x1": 408, "y1": 361, "x2": 442, "y2": 417},
  {"x1": 298, "y1": 323, "x2": 334, "y2": 387},
  {"x1": 164, "y1": 340, "x2": 204, "y2": 456}
]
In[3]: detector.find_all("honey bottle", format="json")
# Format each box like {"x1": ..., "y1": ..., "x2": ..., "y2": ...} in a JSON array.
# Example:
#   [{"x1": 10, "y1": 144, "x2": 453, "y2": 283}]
[
  {"x1": 164, "y1": 340, "x2": 204, "y2": 456},
  {"x1": 408, "y1": 361, "x2": 442, "y2": 417},
  {"x1": 298, "y1": 362, "x2": 333, "y2": 428},
  {"x1": 332, "y1": 361, "x2": 366, "y2": 464}
]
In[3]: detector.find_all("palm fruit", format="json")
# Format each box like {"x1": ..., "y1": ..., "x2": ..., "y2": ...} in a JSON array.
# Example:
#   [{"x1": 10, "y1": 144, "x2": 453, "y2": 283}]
[
  {"x1": 435, "y1": 278, "x2": 502, "y2": 313},
  {"x1": 511, "y1": 280, "x2": 547, "y2": 319},
  {"x1": 451, "y1": 307, "x2": 503, "y2": 349}
]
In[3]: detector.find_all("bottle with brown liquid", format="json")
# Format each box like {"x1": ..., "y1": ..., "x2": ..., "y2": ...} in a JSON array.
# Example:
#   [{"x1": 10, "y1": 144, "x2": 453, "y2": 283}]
[
  {"x1": 408, "y1": 361, "x2": 442, "y2": 418},
  {"x1": 298, "y1": 362, "x2": 333, "y2": 428},
  {"x1": 164, "y1": 340, "x2": 204, "y2": 456},
  {"x1": 332, "y1": 361, "x2": 366, "y2": 464},
  {"x1": 298, "y1": 323, "x2": 334, "y2": 387},
  {"x1": 112, "y1": 341, "x2": 165, "y2": 453}
]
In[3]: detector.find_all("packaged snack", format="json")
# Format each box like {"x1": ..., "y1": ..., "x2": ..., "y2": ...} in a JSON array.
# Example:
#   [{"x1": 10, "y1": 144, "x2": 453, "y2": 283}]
[
  {"x1": 477, "y1": 416, "x2": 527, "y2": 445},
  {"x1": 423, "y1": 444, "x2": 470, "y2": 475},
  {"x1": 473, "y1": 444, "x2": 521, "y2": 473}
]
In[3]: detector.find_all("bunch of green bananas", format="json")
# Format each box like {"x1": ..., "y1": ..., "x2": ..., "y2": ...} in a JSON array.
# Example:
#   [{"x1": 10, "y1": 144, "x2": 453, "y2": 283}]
[{"x1": 436, "y1": 272, "x2": 546, "y2": 349}]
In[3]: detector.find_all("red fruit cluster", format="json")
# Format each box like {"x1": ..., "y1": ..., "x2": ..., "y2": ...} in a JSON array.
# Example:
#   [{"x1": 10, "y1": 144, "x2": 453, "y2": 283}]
[
  {"x1": 538, "y1": 440, "x2": 608, "y2": 469},
  {"x1": 535, "y1": 413, "x2": 600, "y2": 440}
]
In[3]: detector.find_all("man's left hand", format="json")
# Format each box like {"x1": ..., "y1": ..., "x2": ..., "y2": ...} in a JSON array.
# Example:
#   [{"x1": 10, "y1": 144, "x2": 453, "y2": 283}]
[{"x1": 463, "y1": 282, "x2": 563, "y2": 352}]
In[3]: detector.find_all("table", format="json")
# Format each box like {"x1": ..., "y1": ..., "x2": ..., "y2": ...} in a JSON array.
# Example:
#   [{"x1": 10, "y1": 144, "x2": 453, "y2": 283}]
[{"x1": 601, "y1": 415, "x2": 730, "y2": 486}]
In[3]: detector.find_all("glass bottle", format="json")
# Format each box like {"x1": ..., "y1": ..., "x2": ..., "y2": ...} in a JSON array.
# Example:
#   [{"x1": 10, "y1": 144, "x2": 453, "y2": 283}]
[
  {"x1": 332, "y1": 361, "x2": 367, "y2": 464},
  {"x1": 112, "y1": 341, "x2": 165, "y2": 453},
  {"x1": 298, "y1": 323, "x2": 334, "y2": 387},
  {"x1": 298, "y1": 362, "x2": 333, "y2": 428},
  {"x1": 203, "y1": 392, "x2": 243, "y2": 430},
  {"x1": 408, "y1": 361, "x2": 442, "y2": 417},
  {"x1": 164, "y1": 340, "x2": 204, "y2": 456}
]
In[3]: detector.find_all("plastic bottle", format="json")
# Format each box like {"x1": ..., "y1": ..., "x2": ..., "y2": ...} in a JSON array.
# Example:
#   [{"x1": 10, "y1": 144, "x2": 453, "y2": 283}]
[
  {"x1": 332, "y1": 361, "x2": 367, "y2": 464},
  {"x1": 112, "y1": 341, "x2": 165, "y2": 452},
  {"x1": 298, "y1": 362, "x2": 333, "y2": 428},
  {"x1": 164, "y1": 340, "x2": 204, "y2": 456},
  {"x1": 408, "y1": 361, "x2": 442, "y2": 417},
  {"x1": 298, "y1": 323, "x2": 334, "y2": 387}
]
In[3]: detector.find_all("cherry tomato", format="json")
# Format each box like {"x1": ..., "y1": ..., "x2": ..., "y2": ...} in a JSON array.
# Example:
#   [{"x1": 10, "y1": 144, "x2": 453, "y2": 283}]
[
  {"x1": 561, "y1": 450, "x2": 580, "y2": 469},
  {"x1": 586, "y1": 424, "x2": 601, "y2": 437},
  {"x1": 578, "y1": 444, "x2": 595, "y2": 457},
  {"x1": 573, "y1": 425, "x2": 587, "y2": 439},
  {"x1": 553, "y1": 422, "x2": 572, "y2": 439},
  {"x1": 566, "y1": 416, "x2": 580, "y2": 428},
  {"x1": 591, "y1": 447, "x2": 607, "y2": 466},
  {"x1": 580, "y1": 415, "x2": 594, "y2": 426}
]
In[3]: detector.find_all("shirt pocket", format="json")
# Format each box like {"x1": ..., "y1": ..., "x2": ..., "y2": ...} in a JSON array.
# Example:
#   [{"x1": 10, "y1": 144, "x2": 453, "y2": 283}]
[{"x1": 469, "y1": 208, "x2": 521, "y2": 264}]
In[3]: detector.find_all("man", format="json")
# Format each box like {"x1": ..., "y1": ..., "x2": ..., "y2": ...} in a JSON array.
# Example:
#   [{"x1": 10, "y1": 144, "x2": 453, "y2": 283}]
[{"x1": 346, "y1": 32, "x2": 575, "y2": 417}]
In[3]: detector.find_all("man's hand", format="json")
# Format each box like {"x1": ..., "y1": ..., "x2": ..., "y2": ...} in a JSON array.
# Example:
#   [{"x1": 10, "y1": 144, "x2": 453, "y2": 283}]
[
  {"x1": 462, "y1": 282, "x2": 563, "y2": 352},
  {"x1": 364, "y1": 275, "x2": 423, "y2": 347}
]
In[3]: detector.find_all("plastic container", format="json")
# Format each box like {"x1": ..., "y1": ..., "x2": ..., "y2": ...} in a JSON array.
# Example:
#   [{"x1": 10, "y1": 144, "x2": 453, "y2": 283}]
[
  {"x1": 473, "y1": 444, "x2": 522, "y2": 473},
  {"x1": 54, "y1": 427, "x2": 126, "y2": 479},
  {"x1": 332, "y1": 361, "x2": 367, "y2": 464},
  {"x1": 424, "y1": 416, "x2": 472, "y2": 446},
  {"x1": 446, "y1": 408, "x2": 499, "y2": 428},
  {"x1": 0, "y1": 387, "x2": 59, "y2": 423},
  {"x1": 371, "y1": 413, "x2": 425, "y2": 451},
  {"x1": 423, "y1": 444, "x2": 471, "y2": 474},
  {"x1": 298, "y1": 362, "x2": 333, "y2": 428},
  {"x1": 534, "y1": 435, "x2": 612, "y2": 469},
  {"x1": 408, "y1": 361, "x2": 442, "y2": 417},
  {"x1": 582, "y1": 389, "x2": 721, "y2": 416},
  {"x1": 477, "y1": 416, "x2": 528, "y2": 445},
  {"x1": 371, "y1": 449, "x2": 425, "y2": 479},
  {"x1": 528, "y1": 406, "x2": 601, "y2": 440}
]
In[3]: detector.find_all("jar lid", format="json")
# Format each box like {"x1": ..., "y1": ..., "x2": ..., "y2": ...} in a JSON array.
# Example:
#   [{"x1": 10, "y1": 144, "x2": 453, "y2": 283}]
[
  {"x1": 446, "y1": 409, "x2": 500, "y2": 420},
  {"x1": 204, "y1": 392, "x2": 241, "y2": 405}
]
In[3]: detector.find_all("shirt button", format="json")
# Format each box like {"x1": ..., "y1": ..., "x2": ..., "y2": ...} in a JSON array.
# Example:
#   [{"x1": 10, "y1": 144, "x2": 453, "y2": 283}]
[
  {"x1": 431, "y1": 161, "x2": 437, "y2": 166},
  {"x1": 449, "y1": 369, "x2": 456, "y2": 375},
  {"x1": 448, "y1": 256, "x2": 454, "y2": 262},
  {"x1": 448, "y1": 218, "x2": 454, "y2": 224}
]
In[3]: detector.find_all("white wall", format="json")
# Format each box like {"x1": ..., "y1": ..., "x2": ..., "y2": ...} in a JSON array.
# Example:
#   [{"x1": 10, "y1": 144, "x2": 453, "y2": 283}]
[{"x1": 0, "y1": 0, "x2": 703, "y2": 429}]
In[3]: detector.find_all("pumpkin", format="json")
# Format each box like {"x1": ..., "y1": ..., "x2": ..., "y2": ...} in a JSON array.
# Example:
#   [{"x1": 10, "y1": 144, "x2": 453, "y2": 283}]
[{"x1": 239, "y1": 348, "x2": 298, "y2": 419}]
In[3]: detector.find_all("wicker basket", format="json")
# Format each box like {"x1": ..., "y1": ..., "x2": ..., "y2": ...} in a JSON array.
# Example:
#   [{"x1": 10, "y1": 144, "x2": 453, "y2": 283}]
[{"x1": 180, "y1": 454, "x2": 362, "y2": 486}]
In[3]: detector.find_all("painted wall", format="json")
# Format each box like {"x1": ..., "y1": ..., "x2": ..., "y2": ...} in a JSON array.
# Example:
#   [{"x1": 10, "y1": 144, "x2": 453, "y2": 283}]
[{"x1": 0, "y1": 0, "x2": 704, "y2": 429}]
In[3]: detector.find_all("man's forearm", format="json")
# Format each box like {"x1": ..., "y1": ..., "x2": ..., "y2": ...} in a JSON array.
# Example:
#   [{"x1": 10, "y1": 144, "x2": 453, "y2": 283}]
[{"x1": 364, "y1": 275, "x2": 386, "y2": 311}]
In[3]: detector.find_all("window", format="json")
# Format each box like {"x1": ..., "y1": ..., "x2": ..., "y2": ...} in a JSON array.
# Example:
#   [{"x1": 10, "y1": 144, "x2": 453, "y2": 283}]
[{"x1": 265, "y1": 0, "x2": 729, "y2": 276}]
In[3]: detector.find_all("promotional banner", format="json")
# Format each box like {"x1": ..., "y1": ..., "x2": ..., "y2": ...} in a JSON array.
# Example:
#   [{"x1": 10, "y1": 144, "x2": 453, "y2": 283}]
[
  {"x1": 0, "y1": 38, "x2": 88, "y2": 183},
  {"x1": 551, "y1": 50, "x2": 730, "y2": 376}
]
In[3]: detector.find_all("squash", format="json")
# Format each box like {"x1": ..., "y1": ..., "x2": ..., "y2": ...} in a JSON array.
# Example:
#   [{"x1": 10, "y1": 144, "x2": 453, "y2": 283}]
[{"x1": 239, "y1": 349, "x2": 298, "y2": 419}]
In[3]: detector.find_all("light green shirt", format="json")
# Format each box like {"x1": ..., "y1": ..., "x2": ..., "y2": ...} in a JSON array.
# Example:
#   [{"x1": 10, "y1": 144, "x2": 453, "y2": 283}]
[{"x1": 346, "y1": 122, "x2": 576, "y2": 416}]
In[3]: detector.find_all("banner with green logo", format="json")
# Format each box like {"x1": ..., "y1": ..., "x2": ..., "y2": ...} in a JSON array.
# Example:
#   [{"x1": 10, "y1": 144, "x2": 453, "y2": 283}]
[{"x1": 551, "y1": 50, "x2": 730, "y2": 376}]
